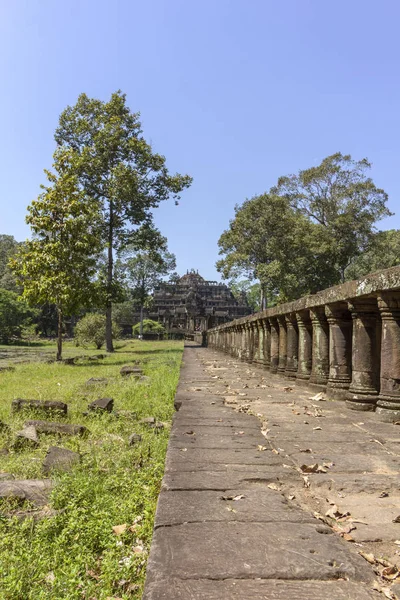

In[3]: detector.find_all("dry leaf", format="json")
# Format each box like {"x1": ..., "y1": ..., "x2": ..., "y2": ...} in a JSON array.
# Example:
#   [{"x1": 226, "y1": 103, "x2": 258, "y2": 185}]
[
  {"x1": 300, "y1": 448, "x2": 312, "y2": 453},
  {"x1": 309, "y1": 392, "x2": 325, "y2": 401},
  {"x1": 267, "y1": 483, "x2": 281, "y2": 491},
  {"x1": 180, "y1": 448, "x2": 188, "y2": 452},
  {"x1": 112, "y1": 524, "x2": 128, "y2": 535},
  {"x1": 283, "y1": 386, "x2": 293, "y2": 392},
  {"x1": 359, "y1": 551, "x2": 376, "y2": 564},
  {"x1": 381, "y1": 565, "x2": 399, "y2": 580},
  {"x1": 379, "y1": 491, "x2": 389, "y2": 498},
  {"x1": 393, "y1": 515, "x2": 400, "y2": 523},
  {"x1": 313, "y1": 426, "x2": 322, "y2": 431},
  {"x1": 303, "y1": 476, "x2": 310, "y2": 488},
  {"x1": 342, "y1": 533, "x2": 355, "y2": 542},
  {"x1": 271, "y1": 448, "x2": 279, "y2": 454},
  {"x1": 257, "y1": 445, "x2": 267, "y2": 451},
  {"x1": 288, "y1": 494, "x2": 295, "y2": 500},
  {"x1": 300, "y1": 463, "x2": 327, "y2": 473},
  {"x1": 226, "y1": 506, "x2": 236, "y2": 513}
]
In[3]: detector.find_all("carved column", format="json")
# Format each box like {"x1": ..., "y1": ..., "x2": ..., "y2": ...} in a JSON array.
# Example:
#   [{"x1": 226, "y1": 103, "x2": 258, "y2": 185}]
[
  {"x1": 277, "y1": 316, "x2": 287, "y2": 374},
  {"x1": 326, "y1": 304, "x2": 352, "y2": 394},
  {"x1": 247, "y1": 322, "x2": 255, "y2": 362},
  {"x1": 269, "y1": 318, "x2": 279, "y2": 373},
  {"x1": 285, "y1": 314, "x2": 299, "y2": 378},
  {"x1": 347, "y1": 299, "x2": 380, "y2": 411},
  {"x1": 262, "y1": 319, "x2": 271, "y2": 369},
  {"x1": 309, "y1": 308, "x2": 329, "y2": 385},
  {"x1": 252, "y1": 320, "x2": 261, "y2": 364},
  {"x1": 376, "y1": 293, "x2": 400, "y2": 421},
  {"x1": 256, "y1": 319, "x2": 265, "y2": 366},
  {"x1": 296, "y1": 311, "x2": 312, "y2": 380}
]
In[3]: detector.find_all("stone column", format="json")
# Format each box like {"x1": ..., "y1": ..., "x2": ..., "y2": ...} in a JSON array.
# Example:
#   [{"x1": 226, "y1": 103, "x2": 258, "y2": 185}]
[
  {"x1": 252, "y1": 321, "x2": 260, "y2": 364},
  {"x1": 256, "y1": 319, "x2": 265, "y2": 366},
  {"x1": 309, "y1": 308, "x2": 329, "y2": 385},
  {"x1": 262, "y1": 319, "x2": 271, "y2": 369},
  {"x1": 240, "y1": 324, "x2": 247, "y2": 361},
  {"x1": 269, "y1": 318, "x2": 279, "y2": 373},
  {"x1": 347, "y1": 299, "x2": 380, "y2": 411},
  {"x1": 277, "y1": 316, "x2": 287, "y2": 374},
  {"x1": 296, "y1": 311, "x2": 312, "y2": 380},
  {"x1": 247, "y1": 322, "x2": 255, "y2": 362},
  {"x1": 326, "y1": 304, "x2": 352, "y2": 396},
  {"x1": 377, "y1": 293, "x2": 400, "y2": 421},
  {"x1": 285, "y1": 314, "x2": 299, "y2": 378}
]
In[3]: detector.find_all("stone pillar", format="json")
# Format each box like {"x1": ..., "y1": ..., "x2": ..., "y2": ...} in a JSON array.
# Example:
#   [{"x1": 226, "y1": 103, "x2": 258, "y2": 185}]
[
  {"x1": 347, "y1": 299, "x2": 380, "y2": 411},
  {"x1": 240, "y1": 324, "x2": 247, "y2": 361},
  {"x1": 376, "y1": 293, "x2": 400, "y2": 421},
  {"x1": 296, "y1": 311, "x2": 312, "y2": 380},
  {"x1": 256, "y1": 319, "x2": 265, "y2": 366},
  {"x1": 309, "y1": 308, "x2": 329, "y2": 385},
  {"x1": 247, "y1": 322, "x2": 254, "y2": 362},
  {"x1": 269, "y1": 318, "x2": 279, "y2": 373},
  {"x1": 262, "y1": 319, "x2": 271, "y2": 369},
  {"x1": 277, "y1": 316, "x2": 287, "y2": 374},
  {"x1": 326, "y1": 304, "x2": 352, "y2": 396},
  {"x1": 252, "y1": 321, "x2": 261, "y2": 364},
  {"x1": 285, "y1": 314, "x2": 299, "y2": 378}
]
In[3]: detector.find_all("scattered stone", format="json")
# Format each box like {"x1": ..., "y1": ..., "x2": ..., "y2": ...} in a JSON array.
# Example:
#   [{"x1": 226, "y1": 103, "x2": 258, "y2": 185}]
[
  {"x1": 24, "y1": 420, "x2": 88, "y2": 437},
  {"x1": 88, "y1": 356, "x2": 99, "y2": 361},
  {"x1": 140, "y1": 417, "x2": 156, "y2": 426},
  {"x1": 86, "y1": 377, "x2": 108, "y2": 386},
  {"x1": 174, "y1": 400, "x2": 182, "y2": 411},
  {"x1": 13, "y1": 425, "x2": 39, "y2": 449},
  {"x1": 129, "y1": 433, "x2": 142, "y2": 446},
  {"x1": 0, "y1": 473, "x2": 14, "y2": 481},
  {"x1": 88, "y1": 397, "x2": 114, "y2": 413},
  {"x1": 42, "y1": 446, "x2": 81, "y2": 475},
  {"x1": 12, "y1": 399, "x2": 68, "y2": 416},
  {"x1": 155, "y1": 422, "x2": 165, "y2": 431},
  {"x1": 120, "y1": 366, "x2": 143, "y2": 377},
  {"x1": 62, "y1": 357, "x2": 76, "y2": 365},
  {"x1": 0, "y1": 479, "x2": 53, "y2": 506},
  {"x1": 139, "y1": 375, "x2": 151, "y2": 383},
  {"x1": 0, "y1": 365, "x2": 15, "y2": 372}
]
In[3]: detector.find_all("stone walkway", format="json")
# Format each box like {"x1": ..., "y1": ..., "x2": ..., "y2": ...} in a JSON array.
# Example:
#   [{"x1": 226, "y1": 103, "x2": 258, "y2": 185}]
[{"x1": 143, "y1": 343, "x2": 400, "y2": 599}]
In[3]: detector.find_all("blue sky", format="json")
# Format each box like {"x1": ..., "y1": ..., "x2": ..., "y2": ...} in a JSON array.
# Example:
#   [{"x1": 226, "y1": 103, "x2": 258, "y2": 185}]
[{"x1": 1, "y1": 0, "x2": 399, "y2": 281}]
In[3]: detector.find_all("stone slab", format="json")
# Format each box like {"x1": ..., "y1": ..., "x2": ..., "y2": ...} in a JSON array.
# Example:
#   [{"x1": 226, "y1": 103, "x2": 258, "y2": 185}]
[
  {"x1": 42, "y1": 446, "x2": 80, "y2": 475},
  {"x1": 169, "y1": 432, "x2": 262, "y2": 449},
  {"x1": 163, "y1": 469, "x2": 299, "y2": 491},
  {"x1": 12, "y1": 399, "x2": 67, "y2": 415},
  {"x1": 166, "y1": 447, "x2": 284, "y2": 469},
  {"x1": 25, "y1": 420, "x2": 88, "y2": 437},
  {"x1": 145, "y1": 522, "x2": 373, "y2": 583},
  {"x1": 144, "y1": 579, "x2": 376, "y2": 600},
  {"x1": 0, "y1": 479, "x2": 53, "y2": 505},
  {"x1": 155, "y1": 489, "x2": 316, "y2": 526}
]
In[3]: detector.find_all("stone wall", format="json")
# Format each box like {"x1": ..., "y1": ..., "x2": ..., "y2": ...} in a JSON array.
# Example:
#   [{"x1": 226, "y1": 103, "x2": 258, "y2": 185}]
[{"x1": 207, "y1": 266, "x2": 400, "y2": 422}]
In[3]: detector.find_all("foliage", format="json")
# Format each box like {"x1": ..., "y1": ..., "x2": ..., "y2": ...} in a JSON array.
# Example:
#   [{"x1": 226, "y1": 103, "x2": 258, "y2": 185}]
[
  {"x1": 218, "y1": 153, "x2": 392, "y2": 303},
  {"x1": 345, "y1": 229, "x2": 400, "y2": 280},
  {"x1": 272, "y1": 152, "x2": 391, "y2": 280},
  {"x1": 0, "y1": 289, "x2": 36, "y2": 343},
  {"x1": 11, "y1": 149, "x2": 103, "y2": 360},
  {"x1": 0, "y1": 339, "x2": 183, "y2": 599},
  {"x1": 54, "y1": 90, "x2": 192, "y2": 351},
  {"x1": 0, "y1": 234, "x2": 20, "y2": 292},
  {"x1": 132, "y1": 319, "x2": 165, "y2": 335},
  {"x1": 75, "y1": 313, "x2": 121, "y2": 349},
  {"x1": 229, "y1": 279, "x2": 261, "y2": 312}
]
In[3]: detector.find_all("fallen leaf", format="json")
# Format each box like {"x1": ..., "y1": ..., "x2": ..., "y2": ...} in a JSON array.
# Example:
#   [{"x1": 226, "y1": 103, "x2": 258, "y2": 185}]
[
  {"x1": 112, "y1": 524, "x2": 127, "y2": 535},
  {"x1": 180, "y1": 448, "x2": 187, "y2": 452},
  {"x1": 226, "y1": 506, "x2": 236, "y2": 513},
  {"x1": 271, "y1": 448, "x2": 279, "y2": 454},
  {"x1": 220, "y1": 494, "x2": 245, "y2": 501},
  {"x1": 393, "y1": 515, "x2": 400, "y2": 523},
  {"x1": 309, "y1": 392, "x2": 326, "y2": 401},
  {"x1": 342, "y1": 533, "x2": 355, "y2": 542},
  {"x1": 257, "y1": 445, "x2": 267, "y2": 451},
  {"x1": 359, "y1": 551, "x2": 376, "y2": 564},
  {"x1": 313, "y1": 426, "x2": 322, "y2": 431},
  {"x1": 288, "y1": 494, "x2": 295, "y2": 500},
  {"x1": 267, "y1": 483, "x2": 281, "y2": 491},
  {"x1": 300, "y1": 463, "x2": 327, "y2": 473},
  {"x1": 283, "y1": 386, "x2": 293, "y2": 392},
  {"x1": 379, "y1": 491, "x2": 389, "y2": 498},
  {"x1": 303, "y1": 476, "x2": 310, "y2": 488},
  {"x1": 381, "y1": 565, "x2": 399, "y2": 581},
  {"x1": 300, "y1": 448, "x2": 312, "y2": 453}
]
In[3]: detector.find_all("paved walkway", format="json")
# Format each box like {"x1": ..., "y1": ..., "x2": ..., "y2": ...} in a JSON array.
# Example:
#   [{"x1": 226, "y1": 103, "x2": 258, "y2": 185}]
[{"x1": 143, "y1": 343, "x2": 400, "y2": 599}]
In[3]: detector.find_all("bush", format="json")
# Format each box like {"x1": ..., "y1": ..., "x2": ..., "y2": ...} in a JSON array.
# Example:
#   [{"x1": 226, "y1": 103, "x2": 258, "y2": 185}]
[
  {"x1": 0, "y1": 289, "x2": 36, "y2": 343},
  {"x1": 75, "y1": 314, "x2": 121, "y2": 349},
  {"x1": 132, "y1": 319, "x2": 165, "y2": 335}
]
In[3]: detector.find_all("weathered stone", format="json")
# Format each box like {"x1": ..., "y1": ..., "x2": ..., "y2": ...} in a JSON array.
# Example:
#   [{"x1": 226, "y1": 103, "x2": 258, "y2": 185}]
[
  {"x1": 140, "y1": 417, "x2": 156, "y2": 426},
  {"x1": 0, "y1": 365, "x2": 15, "y2": 372},
  {"x1": 0, "y1": 479, "x2": 53, "y2": 505},
  {"x1": 120, "y1": 366, "x2": 142, "y2": 377},
  {"x1": 13, "y1": 425, "x2": 39, "y2": 449},
  {"x1": 24, "y1": 420, "x2": 88, "y2": 437},
  {"x1": 87, "y1": 397, "x2": 114, "y2": 412},
  {"x1": 129, "y1": 433, "x2": 142, "y2": 446},
  {"x1": 62, "y1": 357, "x2": 76, "y2": 365},
  {"x1": 85, "y1": 377, "x2": 108, "y2": 386},
  {"x1": 42, "y1": 446, "x2": 80, "y2": 475},
  {"x1": 116, "y1": 409, "x2": 137, "y2": 419},
  {"x1": 139, "y1": 375, "x2": 151, "y2": 383},
  {"x1": 0, "y1": 473, "x2": 14, "y2": 481},
  {"x1": 12, "y1": 399, "x2": 68, "y2": 416},
  {"x1": 154, "y1": 422, "x2": 165, "y2": 431}
]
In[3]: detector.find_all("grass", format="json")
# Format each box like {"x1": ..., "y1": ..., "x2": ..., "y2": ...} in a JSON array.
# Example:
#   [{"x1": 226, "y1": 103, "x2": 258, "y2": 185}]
[{"x1": 0, "y1": 339, "x2": 184, "y2": 600}]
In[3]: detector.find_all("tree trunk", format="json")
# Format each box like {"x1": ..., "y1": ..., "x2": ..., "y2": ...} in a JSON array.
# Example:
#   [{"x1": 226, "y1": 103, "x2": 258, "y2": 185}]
[
  {"x1": 106, "y1": 201, "x2": 114, "y2": 352},
  {"x1": 57, "y1": 306, "x2": 63, "y2": 361},
  {"x1": 139, "y1": 304, "x2": 144, "y2": 339}
]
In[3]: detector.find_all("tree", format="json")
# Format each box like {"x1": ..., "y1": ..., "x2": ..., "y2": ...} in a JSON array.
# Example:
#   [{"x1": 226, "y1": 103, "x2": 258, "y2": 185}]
[
  {"x1": 11, "y1": 149, "x2": 103, "y2": 360},
  {"x1": 54, "y1": 91, "x2": 192, "y2": 352},
  {"x1": 345, "y1": 229, "x2": 400, "y2": 280},
  {"x1": 0, "y1": 235, "x2": 20, "y2": 292},
  {"x1": 272, "y1": 153, "x2": 391, "y2": 281},
  {"x1": 0, "y1": 289, "x2": 36, "y2": 343},
  {"x1": 75, "y1": 313, "x2": 121, "y2": 349},
  {"x1": 217, "y1": 193, "x2": 336, "y2": 303},
  {"x1": 132, "y1": 319, "x2": 165, "y2": 336},
  {"x1": 118, "y1": 230, "x2": 176, "y2": 337},
  {"x1": 229, "y1": 279, "x2": 261, "y2": 312}
]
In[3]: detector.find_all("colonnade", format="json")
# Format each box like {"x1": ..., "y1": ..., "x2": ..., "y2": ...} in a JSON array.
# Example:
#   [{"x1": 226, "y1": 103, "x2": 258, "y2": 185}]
[{"x1": 207, "y1": 273, "x2": 400, "y2": 423}]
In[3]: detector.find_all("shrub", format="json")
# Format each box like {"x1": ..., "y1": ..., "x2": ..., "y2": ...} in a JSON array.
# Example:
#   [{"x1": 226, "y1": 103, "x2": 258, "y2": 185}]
[
  {"x1": 75, "y1": 314, "x2": 121, "y2": 349},
  {"x1": 0, "y1": 289, "x2": 36, "y2": 343},
  {"x1": 132, "y1": 319, "x2": 165, "y2": 335}
]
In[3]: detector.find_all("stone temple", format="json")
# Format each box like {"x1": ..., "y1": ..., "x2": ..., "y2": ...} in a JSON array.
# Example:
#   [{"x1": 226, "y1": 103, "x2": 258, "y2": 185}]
[{"x1": 146, "y1": 270, "x2": 251, "y2": 334}]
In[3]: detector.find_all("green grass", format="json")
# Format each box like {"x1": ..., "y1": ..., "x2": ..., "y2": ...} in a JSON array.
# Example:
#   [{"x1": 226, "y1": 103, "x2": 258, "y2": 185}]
[{"x1": 0, "y1": 339, "x2": 183, "y2": 599}]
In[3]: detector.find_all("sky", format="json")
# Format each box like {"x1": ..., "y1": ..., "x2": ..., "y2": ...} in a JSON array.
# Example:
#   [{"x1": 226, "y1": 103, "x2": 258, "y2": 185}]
[{"x1": 1, "y1": 0, "x2": 400, "y2": 281}]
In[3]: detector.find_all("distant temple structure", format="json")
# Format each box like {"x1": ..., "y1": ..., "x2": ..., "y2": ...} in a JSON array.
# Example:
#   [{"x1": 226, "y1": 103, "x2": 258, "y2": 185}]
[{"x1": 146, "y1": 270, "x2": 251, "y2": 333}]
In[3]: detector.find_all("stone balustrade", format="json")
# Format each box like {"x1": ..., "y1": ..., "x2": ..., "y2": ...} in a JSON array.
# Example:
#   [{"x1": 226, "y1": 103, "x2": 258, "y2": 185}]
[{"x1": 207, "y1": 266, "x2": 400, "y2": 422}]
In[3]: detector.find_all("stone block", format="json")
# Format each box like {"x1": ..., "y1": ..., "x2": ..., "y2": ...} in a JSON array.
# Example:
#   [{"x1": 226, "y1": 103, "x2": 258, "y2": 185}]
[
  {"x1": 0, "y1": 479, "x2": 53, "y2": 506},
  {"x1": 140, "y1": 417, "x2": 156, "y2": 426},
  {"x1": 87, "y1": 397, "x2": 114, "y2": 412},
  {"x1": 85, "y1": 377, "x2": 108, "y2": 386},
  {"x1": 24, "y1": 420, "x2": 88, "y2": 437},
  {"x1": 120, "y1": 366, "x2": 142, "y2": 377},
  {"x1": 13, "y1": 425, "x2": 39, "y2": 449},
  {"x1": 42, "y1": 446, "x2": 80, "y2": 475},
  {"x1": 129, "y1": 433, "x2": 142, "y2": 446},
  {"x1": 12, "y1": 399, "x2": 68, "y2": 416}
]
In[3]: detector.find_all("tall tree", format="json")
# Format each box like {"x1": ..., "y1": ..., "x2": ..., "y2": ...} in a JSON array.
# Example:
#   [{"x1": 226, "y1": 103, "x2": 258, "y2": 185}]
[
  {"x1": 345, "y1": 229, "x2": 400, "y2": 280},
  {"x1": 118, "y1": 229, "x2": 176, "y2": 337},
  {"x1": 11, "y1": 149, "x2": 102, "y2": 360},
  {"x1": 0, "y1": 235, "x2": 20, "y2": 292},
  {"x1": 272, "y1": 153, "x2": 391, "y2": 281},
  {"x1": 54, "y1": 91, "x2": 192, "y2": 351}
]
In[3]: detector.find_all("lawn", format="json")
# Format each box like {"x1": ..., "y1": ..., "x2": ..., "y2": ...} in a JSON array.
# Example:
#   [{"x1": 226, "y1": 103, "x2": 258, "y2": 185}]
[{"x1": 0, "y1": 339, "x2": 183, "y2": 600}]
